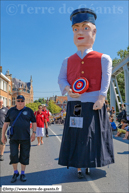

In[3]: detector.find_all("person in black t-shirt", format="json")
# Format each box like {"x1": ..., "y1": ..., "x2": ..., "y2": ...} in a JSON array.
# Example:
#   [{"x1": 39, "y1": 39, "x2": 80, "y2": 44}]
[
  {"x1": 0, "y1": 99, "x2": 8, "y2": 161},
  {"x1": 1, "y1": 95, "x2": 37, "y2": 183}
]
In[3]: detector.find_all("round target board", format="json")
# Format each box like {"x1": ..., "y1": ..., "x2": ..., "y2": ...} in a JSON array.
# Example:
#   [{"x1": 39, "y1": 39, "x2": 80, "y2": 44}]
[{"x1": 72, "y1": 77, "x2": 89, "y2": 94}]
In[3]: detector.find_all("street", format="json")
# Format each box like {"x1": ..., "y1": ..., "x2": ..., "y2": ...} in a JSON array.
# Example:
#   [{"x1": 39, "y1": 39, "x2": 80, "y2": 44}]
[{"x1": 0, "y1": 124, "x2": 129, "y2": 193}]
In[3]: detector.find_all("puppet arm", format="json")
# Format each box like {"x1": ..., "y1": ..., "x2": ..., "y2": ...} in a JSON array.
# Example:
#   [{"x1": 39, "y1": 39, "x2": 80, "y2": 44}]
[
  {"x1": 58, "y1": 58, "x2": 81, "y2": 98},
  {"x1": 58, "y1": 58, "x2": 70, "y2": 95},
  {"x1": 93, "y1": 54, "x2": 112, "y2": 110}
]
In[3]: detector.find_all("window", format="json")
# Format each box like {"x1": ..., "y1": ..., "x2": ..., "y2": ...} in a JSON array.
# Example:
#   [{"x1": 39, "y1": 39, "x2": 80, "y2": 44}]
[
  {"x1": 57, "y1": 101, "x2": 60, "y2": 104},
  {"x1": 12, "y1": 88, "x2": 17, "y2": 91},
  {"x1": 9, "y1": 99, "x2": 11, "y2": 107},
  {"x1": 5, "y1": 82, "x2": 7, "y2": 91},
  {"x1": 12, "y1": 97, "x2": 15, "y2": 106},
  {"x1": 9, "y1": 85, "x2": 11, "y2": 92},
  {"x1": 3, "y1": 81, "x2": 7, "y2": 92},
  {"x1": 3, "y1": 97, "x2": 7, "y2": 107},
  {"x1": 63, "y1": 100, "x2": 67, "y2": 104},
  {"x1": 1, "y1": 79, "x2": 3, "y2": 90},
  {"x1": 5, "y1": 98, "x2": 7, "y2": 106}
]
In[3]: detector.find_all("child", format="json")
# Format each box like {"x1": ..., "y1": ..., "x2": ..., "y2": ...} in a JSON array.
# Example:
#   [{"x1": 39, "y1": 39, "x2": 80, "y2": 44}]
[
  {"x1": 115, "y1": 119, "x2": 127, "y2": 137},
  {"x1": 110, "y1": 117, "x2": 117, "y2": 131}
]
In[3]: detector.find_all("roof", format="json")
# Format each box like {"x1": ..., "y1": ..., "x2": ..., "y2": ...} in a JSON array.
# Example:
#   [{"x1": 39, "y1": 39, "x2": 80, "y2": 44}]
[
  {"x1": 0, "y1": 72, "x2": 10, "y2": 82},
  {"x1": 12, "y1": 78, "x2": 31, "y2": 90},
  {"x1": 49, "y1": 96, "x2": 56, "y2": 102}
]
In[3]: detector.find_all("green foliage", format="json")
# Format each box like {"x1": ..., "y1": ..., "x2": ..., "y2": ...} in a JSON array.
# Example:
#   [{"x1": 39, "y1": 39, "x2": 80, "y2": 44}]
[
  {"x1": 112, "y1": 58, "x2": 121, "y2": 67},
  {"x1": 26, "y1": 102, "x2": 41, "y2": 112},
  {"x1": 47, "y1": 100, "x2": 61, "y2": 114},
  {"x1": 112, "y1": 46, "x2": 129, "y2": 67},
  {"x1": 108, "y1": 46, "x2": 129, "y2": 105},
  {"x1": 117, "y1": 48, "x2": 129, "y2": 60},
  {"x1": 34, "y1": 98, "x2": 46, "y2": 104}
]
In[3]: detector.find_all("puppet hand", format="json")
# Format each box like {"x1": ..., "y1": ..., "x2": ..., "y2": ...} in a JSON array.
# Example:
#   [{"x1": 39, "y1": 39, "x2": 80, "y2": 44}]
[
  {"x1": 65, "y1": 86, "x2": 81, "y2": 98},
  {"x1": 68, "y1": 89, "x2": 81, "y2": 98},
  {"x1": 93, "y1": 100, "x2": 104, "y2": 110},
  {"x1": 93, "y1": 95, "x2": 105, "y2": 110}
]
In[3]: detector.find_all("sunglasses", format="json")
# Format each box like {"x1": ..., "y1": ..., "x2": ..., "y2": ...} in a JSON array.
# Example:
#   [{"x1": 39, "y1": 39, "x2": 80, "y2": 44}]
[
  {"x1": 39, "y1": 108, "x2": 42, "y2": 109},
  {"x1": 17, "y1": 100, "x2": 24, "y2": 102}
]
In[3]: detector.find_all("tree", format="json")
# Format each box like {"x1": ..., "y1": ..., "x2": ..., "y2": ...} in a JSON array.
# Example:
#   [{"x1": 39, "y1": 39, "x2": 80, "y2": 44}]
[
  {"x1": 34, "y1": 100, "x2": 38, "y2": 103},
  {"x1": 108, "y1": 46, "x2": 129, "y2": 104},
  {"x1": 117, "y1": 48, "x2": 129, "y2": 60},
  {"x1": 26, "y1": 102, "x2": 41, "y2": 112},
  {"x1": 112, "y1": 58, "x2": 121, "y2": 67},
  {"x1": 112, "y1": 46, "x2": 129, "y2": 67},
  {"x1": 34, "y1": 98, "x2": 46, "y2": 104},
  {"x1": 47, "y1": 100, "x2": 61, "y2": 114}
]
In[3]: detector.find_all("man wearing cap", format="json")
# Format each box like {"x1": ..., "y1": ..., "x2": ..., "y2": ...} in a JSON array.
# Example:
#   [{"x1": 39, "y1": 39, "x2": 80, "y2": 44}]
[
  {"x1": 0, "y1": 99, "x2": 8, "y2": 161},
  {"x1": 58, "y1": 8, "x2": 114, "y2": 178},
  {"x1": 1, "y1": 95, "x2": 37, "y2": 183},
  {"x1": 42, "y1": 104, "x2": 50, "y2": 137}
]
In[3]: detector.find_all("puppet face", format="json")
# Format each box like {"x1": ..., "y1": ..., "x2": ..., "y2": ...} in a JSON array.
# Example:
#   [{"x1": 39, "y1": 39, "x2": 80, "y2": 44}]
[{"x1": 72, "y1": 22, "x2": 96, "y2": 49}]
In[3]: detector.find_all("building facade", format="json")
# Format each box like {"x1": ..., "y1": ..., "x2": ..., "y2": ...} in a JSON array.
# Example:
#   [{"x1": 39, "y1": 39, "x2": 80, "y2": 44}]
[
  {"x1": 0, "y1": 67, "x2": 12, "y2": 107},
  {"x1": 56, "y1": 96, "x2": 67, "y2": 110},
  {"x1": 0, "y1": 66, "x2": 34, "y2": 107},
  {"x1": 12, "y1": 76, "x2": 33, "y2": 106},
  {"x1": 49, "y1": 95, "x2": 67, "y2": 110}
]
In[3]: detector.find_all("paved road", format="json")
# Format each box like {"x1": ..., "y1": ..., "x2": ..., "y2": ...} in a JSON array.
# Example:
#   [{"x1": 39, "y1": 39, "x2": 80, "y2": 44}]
[{"x1": 0, "y1": 124, "x2": 129, "y2": 193}]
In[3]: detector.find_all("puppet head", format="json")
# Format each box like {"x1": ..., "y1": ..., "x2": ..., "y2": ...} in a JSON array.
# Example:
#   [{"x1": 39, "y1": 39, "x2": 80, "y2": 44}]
[{"x1": 70, "y1": 8, "x2": 97, "y2": 50}]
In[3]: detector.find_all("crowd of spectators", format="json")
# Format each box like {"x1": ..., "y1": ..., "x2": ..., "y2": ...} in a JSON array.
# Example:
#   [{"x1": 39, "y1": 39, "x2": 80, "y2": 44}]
[{"x1": 105, "y1": 100, "x2": 129, "y2": 140}]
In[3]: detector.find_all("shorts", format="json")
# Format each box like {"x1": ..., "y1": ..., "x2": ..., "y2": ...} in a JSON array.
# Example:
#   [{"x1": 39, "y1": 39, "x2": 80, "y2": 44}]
[
  {"x1": 0, "y1": 128, "x2": 6, "y2": 145},
  {"x1": 117, "y1": 129, "x2": 126, "y2": 134},
  {"x1": 0, "y1": 128, "x2": 3, "y2": 145},
  {"x1": 36, "y1": 127, "x2": 44, "y2": 137},
  {"x1": 9, "y1": 139, "x2": 31, "y2": 165}
]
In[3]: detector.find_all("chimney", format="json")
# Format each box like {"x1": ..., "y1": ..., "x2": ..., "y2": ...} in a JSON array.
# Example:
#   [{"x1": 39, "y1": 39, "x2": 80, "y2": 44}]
[
  {"x1": 6, "y1": 70, "x2": 9, "y2": 75},
  {"x1": 0, "y1": 66, "x2": 2, "y2": 73}
]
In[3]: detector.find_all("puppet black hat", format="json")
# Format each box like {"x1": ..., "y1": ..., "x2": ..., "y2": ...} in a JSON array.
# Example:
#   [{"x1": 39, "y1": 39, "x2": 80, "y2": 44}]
[{"x1": 70, "y1": 8, "x2": 97, "y2": 26}]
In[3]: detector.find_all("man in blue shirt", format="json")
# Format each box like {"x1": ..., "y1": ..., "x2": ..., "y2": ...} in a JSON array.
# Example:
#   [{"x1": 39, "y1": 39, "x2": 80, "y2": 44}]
[{"x1": 1, "y1": 95, "x2": 37, "y2": 183}]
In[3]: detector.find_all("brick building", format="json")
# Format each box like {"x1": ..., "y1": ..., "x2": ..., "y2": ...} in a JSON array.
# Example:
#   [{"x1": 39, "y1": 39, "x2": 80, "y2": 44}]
[
  {"x1": 0, "y1": 67, "x2": 12, "y2": 107},
  {"x1": 49, "y1": 95, "x2": 67, "y2": 110},
  {"x1": 12, "y1": 76, "x2": 33, "y2": 106},
  {"x1": 0, "y1": 65, "x2": 34, "y2": 107}
]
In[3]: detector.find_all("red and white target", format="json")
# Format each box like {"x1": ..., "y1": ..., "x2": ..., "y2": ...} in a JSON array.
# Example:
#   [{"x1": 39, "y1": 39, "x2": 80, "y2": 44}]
[{"x1": 72, "y1": 77, "x2": 89, "y2": 94}]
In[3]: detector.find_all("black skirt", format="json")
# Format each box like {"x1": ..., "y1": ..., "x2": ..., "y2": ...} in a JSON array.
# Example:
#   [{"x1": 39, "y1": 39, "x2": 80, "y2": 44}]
[{"x1": 58, "y1": 101, "x2": 115, "y2": 168}]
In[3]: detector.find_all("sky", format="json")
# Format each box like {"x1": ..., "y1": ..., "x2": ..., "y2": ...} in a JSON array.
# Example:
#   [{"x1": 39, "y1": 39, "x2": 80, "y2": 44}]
[{"x1": 1, "y1": 0, "x2": 128, "y2": 100}]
